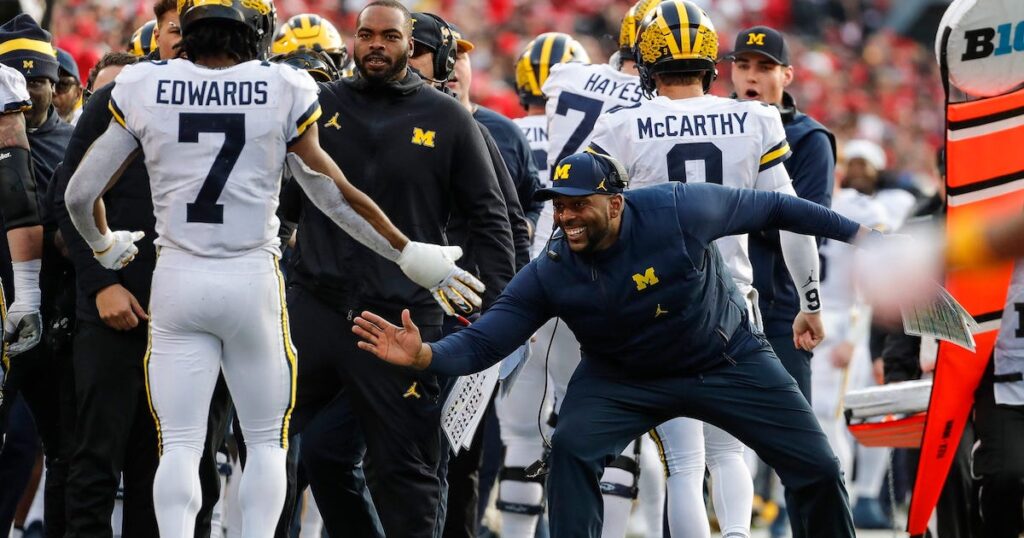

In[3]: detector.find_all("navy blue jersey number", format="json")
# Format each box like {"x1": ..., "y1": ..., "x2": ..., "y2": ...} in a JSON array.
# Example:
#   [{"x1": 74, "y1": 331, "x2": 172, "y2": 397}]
[
  {"x1": 553, "y1": 92, "x2": 603, "y2": 165},
  {"x1": 666, "y1": 142, "x2": 723, "y2": 184},
  {"x1": 179, "y1": 113, "x2": 246, "y2": 224},
  {"x1": 1015, "y1": 302, "x2": 1024, "y2": 338},
  {"x1": 531, "y1": 149, "x2": 548, "y2": 172}
]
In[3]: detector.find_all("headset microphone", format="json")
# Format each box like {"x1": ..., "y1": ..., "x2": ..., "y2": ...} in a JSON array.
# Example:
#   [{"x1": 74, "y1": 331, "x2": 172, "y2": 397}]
[{"x1": 544, "y1": 225, "x2": 561, "y2": 262}]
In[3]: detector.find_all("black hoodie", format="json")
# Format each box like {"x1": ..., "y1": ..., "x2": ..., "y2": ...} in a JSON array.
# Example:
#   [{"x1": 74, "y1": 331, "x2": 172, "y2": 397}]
[{"x1": 287, "y1": 70, "x2": 515, "y2": 325}]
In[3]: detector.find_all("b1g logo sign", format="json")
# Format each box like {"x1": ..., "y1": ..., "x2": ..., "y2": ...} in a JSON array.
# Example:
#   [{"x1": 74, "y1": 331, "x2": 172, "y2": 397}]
[
  {"x1": 962, "y1": 21, "x2": 1024, "y2": 61},
  {"x1": 938, "y1": 0, "x2": 1024, "y2": 97}
]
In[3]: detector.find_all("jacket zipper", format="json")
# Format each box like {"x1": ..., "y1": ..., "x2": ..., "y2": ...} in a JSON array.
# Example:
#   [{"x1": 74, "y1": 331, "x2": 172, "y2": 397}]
[{"x1": 717, "y1": 328, "x2": 736, "y2": 365}]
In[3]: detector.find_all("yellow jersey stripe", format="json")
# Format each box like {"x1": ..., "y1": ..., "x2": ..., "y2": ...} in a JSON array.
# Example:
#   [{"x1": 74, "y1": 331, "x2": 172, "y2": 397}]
[
  {"x1": 675, "y1": 1, "x2": 691, "y2": 55},
  {"x1": 295, "y1": 102, "x2": 322, "y2": 137},
  {"x1": 108, "y1": 98, "x2": 127, "y2": 128},
  {"x1": 0, "y1": 38, "x2": 56, "y2": 57},
  {"x1": 272, "y1": 258, "x2": 298, "y2": 449},
  {"x1": 759, "y1": 141, "x2": 791, "y2": 171}
]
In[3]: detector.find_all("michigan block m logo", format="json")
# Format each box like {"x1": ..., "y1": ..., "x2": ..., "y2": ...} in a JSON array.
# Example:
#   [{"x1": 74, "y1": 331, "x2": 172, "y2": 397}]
[
  {"x1": 746, "y1": 32, "x2": 765, "y2": 46},
  {"x1": 632, "y1": 267, "x2": 659, "y2": 291},
  {"x1": 553, "y1": 163, "x2": 571, "y2": 180},
  {"x1": 412, "y1": 127, "x2": 436, "y2": 148}
]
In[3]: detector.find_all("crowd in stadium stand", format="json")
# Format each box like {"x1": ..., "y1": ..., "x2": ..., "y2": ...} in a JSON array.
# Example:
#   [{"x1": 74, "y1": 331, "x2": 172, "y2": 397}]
[{"x1": 50, "y1": 0, "x2": 943, "y2": 198}]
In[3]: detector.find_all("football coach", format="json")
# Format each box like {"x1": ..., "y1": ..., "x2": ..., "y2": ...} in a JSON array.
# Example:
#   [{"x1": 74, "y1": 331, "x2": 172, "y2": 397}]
[
  {"x1": 281, "y1": 0, "x2": 516, "y2": 537},
  {"x1": 353, "y1": 152, "x2": 865, "y2": 537}
]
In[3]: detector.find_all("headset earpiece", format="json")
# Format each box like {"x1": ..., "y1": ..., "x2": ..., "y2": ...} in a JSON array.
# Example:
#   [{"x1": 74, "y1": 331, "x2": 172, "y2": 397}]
[{"x1": 425, "y1": 13, "x2": 457, "y2": 83}]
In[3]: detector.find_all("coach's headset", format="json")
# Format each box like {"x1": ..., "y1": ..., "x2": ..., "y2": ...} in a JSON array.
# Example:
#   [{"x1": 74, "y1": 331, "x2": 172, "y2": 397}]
[{"x1": 415, "y1": 13, "x2": 457, "y2": 84}]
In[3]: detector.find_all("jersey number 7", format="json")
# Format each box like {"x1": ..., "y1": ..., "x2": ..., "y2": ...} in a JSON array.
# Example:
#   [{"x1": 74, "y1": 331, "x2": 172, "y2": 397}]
[{"x1": 180, "y1": 112, "x2": 246, "y2": 224}]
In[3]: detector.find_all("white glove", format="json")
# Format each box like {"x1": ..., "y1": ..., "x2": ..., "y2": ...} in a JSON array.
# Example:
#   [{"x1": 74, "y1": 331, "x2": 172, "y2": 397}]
[
  {"x1": 91, "y1": 230, "x2": 145, "y2": 270},
  {"x1": 4, "y1": 260, "x2": 42, "y2": 356},
  {"x1": 397, "y1": 242, "x2": 486, "y2": 314}
]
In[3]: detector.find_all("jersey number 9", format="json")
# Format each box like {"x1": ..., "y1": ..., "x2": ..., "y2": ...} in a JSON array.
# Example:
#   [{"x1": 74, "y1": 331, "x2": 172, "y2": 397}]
[{"x1": 666, "y1": 142, "x2": 723, "y2": 185}]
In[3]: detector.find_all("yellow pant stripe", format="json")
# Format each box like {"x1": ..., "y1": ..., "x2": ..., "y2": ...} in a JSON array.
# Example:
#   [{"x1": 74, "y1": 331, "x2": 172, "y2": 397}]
[
  {"x1": 273, "y1": 258, "x2": 298, "y2": 449},
  {"x1": 648, "y1": 428, "x2": 669, "y2": 477},
  {"x1": 142, "y1": 317, "x2": 163, "y2": 455}
]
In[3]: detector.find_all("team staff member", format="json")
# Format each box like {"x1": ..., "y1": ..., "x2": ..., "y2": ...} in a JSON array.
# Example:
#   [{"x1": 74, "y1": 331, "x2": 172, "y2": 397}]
[
  {"x1": 730, "y1": 26, "x2": 836, "y2": 402},
  {"x1": 406, "y1": 14, "x2": 531, "y2": 537},
  {"x1": 0, "y1": 15, "x2": 74, "y2": 538},
  {"x1": 356, "y1": 151, "x2": 863, "y2": 537},
  {"x1": 285, "y1": 2, "x2": 515, "y2": 537},
  {"x1": 50, "y1": 2, "x2": 226, "y2": 535},
  {"x1": 445, "y1": 24, "x2": 542, "y2": 235}
]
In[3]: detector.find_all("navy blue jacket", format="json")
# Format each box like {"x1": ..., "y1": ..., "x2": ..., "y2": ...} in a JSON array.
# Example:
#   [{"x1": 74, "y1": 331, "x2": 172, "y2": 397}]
[
  {"x1": 749, "y1": 93, "x2": 836, "y2": 337},
  {"x1": 472, "y1": 105, "x2": 543, "y2": 227},
  {"x1": 427, "y1": 182, "x2": 860, "y2": 378}
]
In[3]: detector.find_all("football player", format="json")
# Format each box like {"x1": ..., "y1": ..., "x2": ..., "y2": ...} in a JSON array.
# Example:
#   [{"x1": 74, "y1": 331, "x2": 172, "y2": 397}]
[
  {"x1": 271, "y1": 14, "x2": 352, "y2": 77},
  {"x1": 541, "y1": 0, "x2": 658, "y2": 172},
  {"x1": 0, "y1": 62, "x2": 43, "y2": 446},
  {"x1": 586, "y1": 2, "x2": 827, "y2": 536},
  {"x1": 494, "y1": 31, "x2": 589, "y2": 538},
  {"x1": 128, "y1": 20, "x2": 159, "y2": 57},
  {"x1": 64, "y1": 1, "x2": 482, "y2": 536}
]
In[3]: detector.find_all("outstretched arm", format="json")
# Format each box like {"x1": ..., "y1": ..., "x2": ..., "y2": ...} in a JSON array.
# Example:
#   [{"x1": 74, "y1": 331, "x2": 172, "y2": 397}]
[
  {"x1": 287, "y1": 124, "x2": 485, "y2": 314},
  {"x1": 354, "y1": 264, "x2": 552, "y2": 376},
  {"x1": 678, "y1": 183, "x2": 872, "y2": 246}
]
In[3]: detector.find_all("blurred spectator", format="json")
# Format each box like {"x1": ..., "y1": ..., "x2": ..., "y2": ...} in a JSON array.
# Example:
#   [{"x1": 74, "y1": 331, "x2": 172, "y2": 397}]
[{"x1": 54, "y1": 48, "x2": 82, "y2": 125}]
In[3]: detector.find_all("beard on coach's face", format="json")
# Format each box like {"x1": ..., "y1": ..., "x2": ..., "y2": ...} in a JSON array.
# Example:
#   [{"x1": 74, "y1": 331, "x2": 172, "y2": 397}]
[{"x1": 355, "y1": 47, "x2": 408, "y2": 83}]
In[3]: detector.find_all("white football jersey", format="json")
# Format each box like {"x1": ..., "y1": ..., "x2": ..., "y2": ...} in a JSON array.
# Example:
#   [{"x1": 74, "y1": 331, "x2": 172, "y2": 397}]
[
  {"x1": 110, "y1": 59, "x2": 320, "y2": 258},
  {"x1": 513, "y1": 114, "x2": 554, "y2": 257},
  {"x1": 0, "y1": 64, "x2": 30, "y2": 114},
  {"x1": 995, "y1": 260, "x2": 1024, "y2": 405},
  {"x1": 588, "y1": 94, "x2": 791, "y2": 292},
  {"x1": 542, "y1": 62, "x2": 643, "y2": 173}
]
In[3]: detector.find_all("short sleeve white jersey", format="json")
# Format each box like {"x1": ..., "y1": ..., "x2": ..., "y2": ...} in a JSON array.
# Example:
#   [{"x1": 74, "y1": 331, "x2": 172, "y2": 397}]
[
  {"x1": 513, "y1": 113, "x2": 554, "y2": 257},
  {"x1": 0, "y1": 64, "x2": 30, "y2": 114},
  {"x1": 588, "y1": 94, "x2": 792, "y2": 292},
  {"x1": 541, "y1": 62, "x2": 644, "y2": 172},
  {"x1": 110, "y1": 59, "x2": 321, "y2": 258}
]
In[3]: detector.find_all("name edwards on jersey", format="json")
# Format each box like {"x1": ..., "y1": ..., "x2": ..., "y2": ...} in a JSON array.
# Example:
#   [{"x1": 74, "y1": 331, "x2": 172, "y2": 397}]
[
  {"x1": 582, "y1": 73, "x2": 643, "y2": 104},
  {"x1": 638, "y1": 111, "x2": 748, "y2": 139},
  {"x1": 155, "y1": 79, "x2": 270, "y2": 107}
]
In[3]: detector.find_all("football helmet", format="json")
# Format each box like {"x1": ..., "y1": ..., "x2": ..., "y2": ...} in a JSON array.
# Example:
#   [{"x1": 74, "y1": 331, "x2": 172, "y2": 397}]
[
  {"x1": 128, "y1": 20, "x2": 159, "y2": 57},
  {"x1": 177, "y1": 0, "x2": 277, "y2": 60},
  {"x1": 270, "y1": 48, "x2": 340, "y2": 82},
  {"x1": 514, "y1": 32, "x2": 589, "y2": 108},
  {"x1": 634, "y1": 0, "x2": 718, "y2": 94},
  {"x1": 617, "y1": 0, "x2": 660, "y2": 62},
  {"x1": 271, "y1": 14, "x2": 347, "y2": 69}
]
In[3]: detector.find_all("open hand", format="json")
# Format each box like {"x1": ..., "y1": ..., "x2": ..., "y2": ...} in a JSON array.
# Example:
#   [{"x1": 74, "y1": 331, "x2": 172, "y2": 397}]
[
  {"x1": 352, "y1": 309, "x2": 431, "y2": 369},
  {"x1": 94, "y1": 230, "x2": 144, "y2": 270}
]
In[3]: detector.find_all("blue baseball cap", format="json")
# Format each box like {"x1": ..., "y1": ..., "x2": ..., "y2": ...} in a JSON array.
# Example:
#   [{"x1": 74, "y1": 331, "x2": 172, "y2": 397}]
[{"x1": 534, "y1": 152, "x2": 627, "y2": 201}]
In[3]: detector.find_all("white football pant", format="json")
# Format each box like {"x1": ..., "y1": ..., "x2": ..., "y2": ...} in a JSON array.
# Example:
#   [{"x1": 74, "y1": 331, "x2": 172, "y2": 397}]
[{"x1": 147, "y1": 248, "x2": 294, "y2": 538}]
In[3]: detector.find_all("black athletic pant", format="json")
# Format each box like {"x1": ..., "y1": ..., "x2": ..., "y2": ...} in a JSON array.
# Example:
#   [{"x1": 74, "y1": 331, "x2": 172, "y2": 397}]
[
  {"x1": 65, "y1": 322, "x2": 158, "y2": 538},
  {"x1": 0, "y1": 339, "x2": 74, "y2": 538},
  {"x1": 973, "y1": 359, "x2": 1024, "y2": 538},
  {"x1": 64, "y1": 321, "x2": 232, "y2": 538},
  {"x1": 768, "y1": 332, "x2": 813, "y2": 538},
  {"x1": 286, "y1": 286, "x2": 444, "y2": 538}
]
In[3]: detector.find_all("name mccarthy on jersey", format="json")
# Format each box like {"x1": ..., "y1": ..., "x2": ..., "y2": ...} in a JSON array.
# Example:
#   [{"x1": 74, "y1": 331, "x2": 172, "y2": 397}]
[
  {"x1": 154, "y1": 79, "x2": 270, "y2": 107},
  {"x1": 581, "y1": 72, "x2": 643, "y2": 104},
  {"x1": 637, "y1": 112, "x2": 749, "y2": 139}
]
